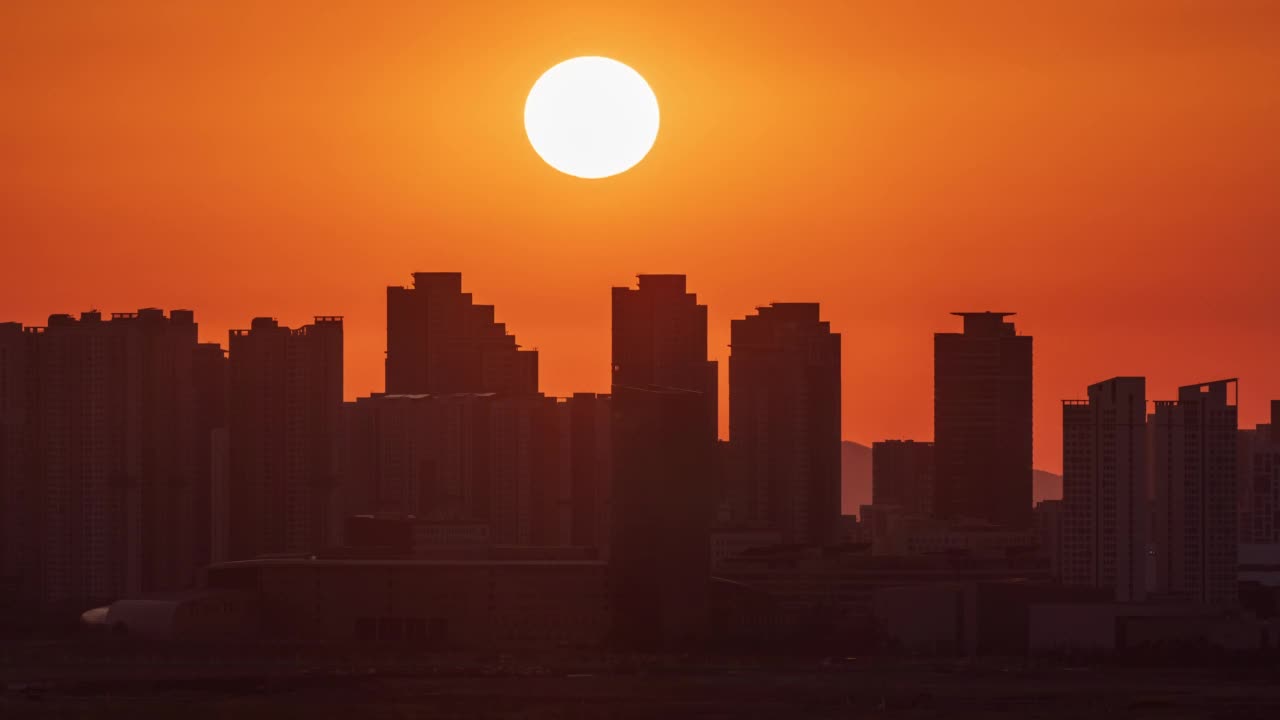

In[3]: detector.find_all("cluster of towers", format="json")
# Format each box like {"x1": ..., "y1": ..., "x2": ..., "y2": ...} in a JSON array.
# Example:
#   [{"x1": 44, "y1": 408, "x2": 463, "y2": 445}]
[
  {"x1": 867, "y1": 310, "x2": 1273, "y2": 612},
  {"x1": 865, "y1": 313, "x2": 1034, "y2": 558},
  {"x1": 0, "y1": 311, "x2": 344, "y2": 612},
  {"x1": 5, "y1": 272, "x2": 1268, "y2": 634},
  {"x1": 1058, "y1": 378, "x2": 1266, "y2": 609},
  {"x1": 0, "y1": 272, "x2": 846, "y2": 645}
]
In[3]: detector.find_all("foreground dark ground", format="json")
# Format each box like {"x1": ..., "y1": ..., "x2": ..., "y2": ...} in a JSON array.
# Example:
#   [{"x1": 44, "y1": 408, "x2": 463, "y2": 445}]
[{"x1": 3, "y1": 646, "x2": 1280, "y2": 719}]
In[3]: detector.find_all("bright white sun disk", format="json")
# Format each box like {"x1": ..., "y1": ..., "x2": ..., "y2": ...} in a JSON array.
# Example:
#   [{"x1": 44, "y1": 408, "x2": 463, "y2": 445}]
[{"x1": 524, "y1": 57, "x2": 659, "y2": 179}]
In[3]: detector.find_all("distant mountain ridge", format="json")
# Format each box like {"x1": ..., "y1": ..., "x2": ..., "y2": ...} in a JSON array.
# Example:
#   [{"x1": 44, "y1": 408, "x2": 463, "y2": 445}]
[
  {"x1": 840, "y1": 441, "x2": 873, "y2": 515},
  {"x1": 841, "y1": 440, "x2": 1063, "y2": 516}
]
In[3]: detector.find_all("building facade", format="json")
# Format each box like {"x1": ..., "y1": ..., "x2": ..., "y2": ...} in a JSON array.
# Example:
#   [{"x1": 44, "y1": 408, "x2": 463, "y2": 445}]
[
  {"x1": 728, "y1": 303, "x2": 841, "y2": 545},
  {"x1": 1033, "y1": 499, "x2": 1064, "y2": 581},
  {"x1": 0, "y1": 323, "x2": 30, "y2": 604},
  {"x1": 1, "y1": 310, "x2": 219, "y2": 609},
  {"x1": 1238, "y1": 401, "x2": 1280, "y2": 544},
  {"x1": 562, "y1": 393, "x2": 612, "y2": 553},
  {"x1": 871, "y1": 440, "x2": 934, "y2": 516},
  {"x1": 385, "y1": 272, "x2": 537, "y2": 396},
  {"x1": 204, "y1": 557, "x2": 610, "y2": 649},
  {"x1": 228, "y1": 316, "x2": 344, "y2": 560},
  {"x1": 1061, "y1": 377, "x2": 1148, "y2": 602},
  {"x1": 1149, "y1": 379, "x2": 1239, "y2": 607},
  {"x1": 611, "y1": 275, "x2": 718, "y2": 436},
  {"x1": 934, "y1": 312, "x2": 1033, "y2": 529},
  {"x1": 341, "y1": 391, "x2": 606, "y2": 551},
  {"x1": 611, "y1": 275, "x2": 717, "y2": 648}
]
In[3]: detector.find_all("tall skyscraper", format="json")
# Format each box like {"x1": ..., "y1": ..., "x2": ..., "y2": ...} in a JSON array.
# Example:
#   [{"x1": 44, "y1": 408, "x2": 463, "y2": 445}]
[
  {"x1": 342, "y1": 393, "x2": 492, "y2": 523},
  {"x1": 934, "y1": 312, "x2": 1033, "y2": 529},
  {"x1": 4, "y1": 310, "x2": 211, "y2": 608},
  {"x1": 385, "y1": 272, "x2": 538, "y2": 395},
  {"x1": 192, "y1": 343, "x2": 229, "y2": 567},
  {"x1": 562, "y1": 393, "x2": 612, "y2": 552},
  {"x1": 1034, "y1": 499, "x2": 1065, "y2": 581},
  {"x1": 871, "y1": 440, "x2": 935, "y2": 516},
  {"x1": 487, "y1": 392, "x2": 561, "y2": 546},
  {"x1": 1238, "y1": 401, "x2": 1280, "y2": 544},
  {"x1": 1061, "y1": 377, "x2": 1148, "y2": 602},
  {"x1": 228, "y1": 316, "x2": 343, "y2": 559},
  {"x1": 611, "y1": 275, "x2": 717, "y2": 436},
  {"x1": 342, "y1": 391, "x2": 607, "y2": 551},
  {"x1": 611, "y1": 275, "x2": 716, "y2": 648},
  {"x1": 1150, "y1": 379, "x2": 1239, "y2": 607},
  {"x1": 0, "y1": 323, "x2": 30, "y2": 603},
  {"x1": 728, "y1": 303, "x2": 841, "y2": 544}
]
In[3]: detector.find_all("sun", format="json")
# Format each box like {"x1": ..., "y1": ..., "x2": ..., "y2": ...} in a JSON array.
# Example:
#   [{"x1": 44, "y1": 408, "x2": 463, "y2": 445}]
[{"x1": 524, "y1": 57, "x2": 660, "y2": 180}]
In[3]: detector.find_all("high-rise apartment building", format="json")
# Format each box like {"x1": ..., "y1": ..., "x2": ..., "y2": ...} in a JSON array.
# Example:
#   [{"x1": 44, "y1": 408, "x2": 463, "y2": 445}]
[
  {"x1": 611, "y1": 275, "x2": 717, "y2": 436},
  {"x1": 1061, "y1": 377, "x2": 1148, "y2": 602},
  {"x1": 563, "y1": 393, "x2": 612, "y2": 552},
  {"x1": 342, "y1": 393, "x2": 496, "y2": 526},
  {"x1": 729, "y1": 303, "x2": 841, "y2": 544},
  {"x1": 611, "y1": 275, "x2": 716, "y2": 648},
  {"x1": 1238, "y1": 401, "x2": 1280, "y2": 544},
  {"x1": 487, "y1": 393, "x2": 561, "y2": 546},
  {"x1": 2, "y1": 310, "x2": 213, "y2": 608},
  {"x1": 341, "y1": 391, "x2": 606, "y2": 551},
  {"x1": 934, "y1": 312, "x2": 1033, "y2": 529},
  {"x1": 228, "y1": 316, "x2": 343, "y2": 559},
  {"x1": 192, "y1": 343, "x2": 229, "y2": 567},
  {"x1": 1150, "y1": 379, "x2": 1239, "y2": 607},
  {"x1": 385, "y1": 272, "x2": 537, "y2": 395},
  {"x1": 871, "y1": 440, "x2": 935, "y2": 516},
  {"x1": 0, "y1": 323, "x2": 31, "y2": 603}
]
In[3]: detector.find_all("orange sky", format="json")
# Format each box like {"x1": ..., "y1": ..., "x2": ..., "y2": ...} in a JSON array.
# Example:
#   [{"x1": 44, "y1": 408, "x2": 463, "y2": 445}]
[{"x1": 2, "y1": 2, "x2": 1278, "y2": 473}]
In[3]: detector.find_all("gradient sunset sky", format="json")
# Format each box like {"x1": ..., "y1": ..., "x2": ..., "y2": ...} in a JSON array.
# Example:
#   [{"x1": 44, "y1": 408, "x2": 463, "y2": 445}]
[{"x1": 3, "y1": 2, "x2": 1278, "y2": 473}]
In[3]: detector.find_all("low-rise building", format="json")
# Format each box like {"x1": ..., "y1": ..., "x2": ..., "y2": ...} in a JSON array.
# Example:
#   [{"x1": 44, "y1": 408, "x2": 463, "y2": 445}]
[
  {"x1": 859, "y1": 504, "x2": 1037, "y2": 557},
  {"x1": 717, "y1": 545, "x2": 1049, "y2": 645},
  {"x1": 710, "y1": 528, "x2": 783, "y2": 572},
  {"x1": 205, "y1": 556, "x2": 610, "y2": 649},
  {"x1": 1029, "y1": 602, "x2": 1280, "y2": 653}
]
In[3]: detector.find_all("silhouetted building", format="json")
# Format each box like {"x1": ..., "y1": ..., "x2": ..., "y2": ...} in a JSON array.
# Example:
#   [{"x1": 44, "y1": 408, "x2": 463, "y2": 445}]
[
  {"x1": 488, "y1": 393, "x2": 561, "y2": 545},
  {"x1": 342, "y1": 391, "x2": 605, "y2": 550},
  {"x1": 611, "y1": 275, "x2": 717, "y2": 648},
  {"x1": 1030, "y1": 602, "x2": 1275, "y2": 654},
  {"x1": 385, "y1": 272, "x2": 538, "y2": 395},
  {"x1": 343, "y1": 394, "x2": 491, "y2": 523},
  {"x1": 710, "y1": 527, "x2": 784, "y2": 572},
  {"x1": 611, "y1": 275, "x2": 717, "y2": 436},
  {"x1": 1061, "y1": 377, "x2": 1148, "y2": 602},
  {"x1": 611, "y1": 385, "x2": 712, "y2": 648},
  {"x1": 562, "y1": 393, "x2": 612, "y2": 552},
  {"x1": 0, "y1": 323, "x2": 30, "y2": 601},
  {"x1": 728, "y1": 303, "x2": 841, "y2": 544},
  {"x1": 717, "y1": 545, "x2": 1050, "y2": 647},
  {"x1": 1034, "y1": 499, "x2": 1064, "y2": 581},
  {"x1": 228, "y1": 316, "x2": 343, "y2": 559},
  {"x1": 934, "y1": 312, "x2": 1033, "y2": 529},
  {"x1": 859, "y1": 505, "x2": 1036, "y2": 557},
  {"x1": 872, "y1": 440, "x2": 934, "y2": 516},
  {"x1": 1238, "y1": 401, "x2": 1280, "y2": 544},
  {"x1": 875, "y1": 580, "x2": 1104, "y2": 656},
  {"x1": 343, "y1": 514, "x2": 493, "y2": 558},
  {"x1": 192, "y1": 343, "x2": 229, "y2": 567},
  {"x1": 3, "y1": 310, "x2": 215, "y2": 609},
  {"x1": 203, "y1": 556, "x2": 610, "y2": 649},
  {"x1": 1150, "y1": 379, "x2": 1239, "y2": 607}
]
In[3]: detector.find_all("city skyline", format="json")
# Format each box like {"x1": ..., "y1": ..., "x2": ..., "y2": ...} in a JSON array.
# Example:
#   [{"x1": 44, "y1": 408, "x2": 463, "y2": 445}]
[
  {"x1": 5, "y1": 3, "x2": 1280, "y2": 475},
  {"x1": 4, "y1": 3, "x2": 1280, "y2": 712},
  {"x1": 5, "y1": 271, "x2": 1277, "y2": 615},
  {"x1": 5, "y1": 280, "x2": 1275, "y2": 477}
]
